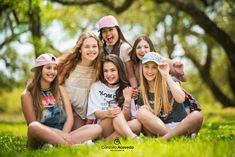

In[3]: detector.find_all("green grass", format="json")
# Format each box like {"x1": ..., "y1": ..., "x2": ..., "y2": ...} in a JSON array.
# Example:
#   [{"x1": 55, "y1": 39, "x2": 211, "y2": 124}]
[
  {"x1": 1, "y1": 108, "x2": 235, "y2": 157},
  {"x1": 0, "y1": 121, "x2": 235, "y2": 157},
  {"x1": 0, "y1": 105, "x2": 235, "y2": 157}
]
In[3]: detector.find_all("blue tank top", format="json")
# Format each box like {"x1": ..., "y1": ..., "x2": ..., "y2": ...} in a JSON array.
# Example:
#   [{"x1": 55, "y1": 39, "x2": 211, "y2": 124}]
[{"x1": 40, "y1": 88, "x2": 67, "y2": 130}]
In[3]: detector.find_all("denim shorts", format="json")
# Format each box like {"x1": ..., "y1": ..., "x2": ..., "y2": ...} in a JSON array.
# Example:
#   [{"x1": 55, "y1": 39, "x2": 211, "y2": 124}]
[
  {"x1": 165, "y1": 122, "x2": 180, "y2": 129},
  {"x1": 40, "y1": 105, "x2": 67, "y2": 130}
]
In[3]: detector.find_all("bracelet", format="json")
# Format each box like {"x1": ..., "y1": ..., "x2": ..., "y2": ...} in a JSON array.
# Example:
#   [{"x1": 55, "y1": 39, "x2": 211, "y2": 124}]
[
  {"x1": 123, "y1": 105, "x2": 130, "y2": 109},
  {"x1": 123, "y1": 102, "x2": 131, "y2": 109}
]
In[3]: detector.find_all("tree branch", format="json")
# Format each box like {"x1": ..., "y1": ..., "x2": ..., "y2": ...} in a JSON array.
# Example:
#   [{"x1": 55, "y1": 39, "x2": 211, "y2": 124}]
[
  {"x1": 50, "y1": 0, "x2": 134, "y2": 14},
  {"x1": 0, "y1": 31, "x2": 27, "y2": 49},
  {"x1": 183, "y1": 43, "x2": 235, "y2": 107},
  {"x1": 154, "y1": 0, "x2": 235, "y2": 75}
]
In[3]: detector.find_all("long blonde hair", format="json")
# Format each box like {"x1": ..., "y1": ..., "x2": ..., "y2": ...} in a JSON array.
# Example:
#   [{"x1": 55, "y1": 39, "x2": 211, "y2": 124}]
[
  {"x1": 27, "y1": 66, "x2": 60, "y2": 120},
  {"x1": 140, "y1": 63, "x2": 172, "y2": 116},
  {"x1": 58, "y1": 32, "x2": 103, "y2": 85}
]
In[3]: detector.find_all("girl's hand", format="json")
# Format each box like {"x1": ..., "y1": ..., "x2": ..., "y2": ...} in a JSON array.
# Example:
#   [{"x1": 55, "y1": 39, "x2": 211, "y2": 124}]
[
  {"x1": 107, "y1": 107, "x2": 121, "y2": 118},
  {"x1": 172, "y1": 61, "x2": 184, "y2": 76},
  {"x1": 158, "y1": 63, "x2": 170, "y2": 78},
  {"x1": 132, "y1": 87, "x2": 139, "y2": 100},
  {"x1": 140, "y1": 105, "x2": 149, "y2": 110},
  {"x1": 123, "y1": 87, "x2": 133, "y2": 102},
  {"x1": 62, "y1": 133, "x2": 74, "y2": 145}
]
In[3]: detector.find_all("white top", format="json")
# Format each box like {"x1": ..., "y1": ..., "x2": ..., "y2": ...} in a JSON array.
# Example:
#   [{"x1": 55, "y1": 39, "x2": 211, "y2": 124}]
[
  {"x1": 64, "y1": 65, "x2": 94, "y2": 119},
  {"x1": 87, "y1": 81, "x2": 136, "y2": 120},
  {"x1": 119, "y1": 42, "x2": 132, "y2": 63}
]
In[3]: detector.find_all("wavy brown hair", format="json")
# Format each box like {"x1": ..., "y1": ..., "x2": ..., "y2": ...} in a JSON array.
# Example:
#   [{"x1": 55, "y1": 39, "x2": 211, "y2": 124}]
[
  {"x1": 27, "y1": 66, "x2": 60, "y2": 120},
  {"x1": 58, "y1": 32, "x2": 103, "y2": 85},
  {"x1": 129, "y1": 36, "x2": 156, "y2": 64},
  {"x1": 99, "y1": 54, "x2": 130, "y2": 108}
]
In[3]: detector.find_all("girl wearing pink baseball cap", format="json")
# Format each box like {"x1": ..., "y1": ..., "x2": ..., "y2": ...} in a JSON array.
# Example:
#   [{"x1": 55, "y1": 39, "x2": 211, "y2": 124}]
[
  {"x1": 21, "y1": 53, "x2": 102, "y2": 148},
  {"x1": 98, "y1": 15, "x2": 138, "y2": 96}
]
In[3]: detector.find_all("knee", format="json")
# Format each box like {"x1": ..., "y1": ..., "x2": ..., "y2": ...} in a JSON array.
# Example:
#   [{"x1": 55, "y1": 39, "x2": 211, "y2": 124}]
[
  {"x1": 136, "y1": 108, "x2": 150, "y2": 122},
  {"x1": 94, "y1": 124, "x2": 103, "y2": 135},
  {"x1": 132, "y1": 119, "x2": 142, "y2": 128},
  {"x1": 28, "y1": 121, "x2": 41, "y2": 135},
  {"x1": 129, "y1": 119, "x2": 142, "y2": 134},
  {"x1": 190, "y1": 111, "x2": 204, "y2": 125}
]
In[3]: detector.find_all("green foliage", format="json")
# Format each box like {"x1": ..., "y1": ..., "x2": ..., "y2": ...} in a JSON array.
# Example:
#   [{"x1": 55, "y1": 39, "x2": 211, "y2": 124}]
[
  {"x1": 0, "y1": 87, "x2": 24, "y2": 114},
  {"x1": 0, "y1": 71, "x2": 17, "y2": 93},
  {"x1": 1, "y1": 0, "x2": 235, "y2": 107}
]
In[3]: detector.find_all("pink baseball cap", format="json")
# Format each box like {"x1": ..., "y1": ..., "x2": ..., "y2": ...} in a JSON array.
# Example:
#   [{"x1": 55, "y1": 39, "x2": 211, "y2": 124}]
[
  {"x1": 31, "y1": 53, "x2": 57, "y2": 71},
  {"x1": 98, "y1": 15, "x2": 119, "y2": 31}
]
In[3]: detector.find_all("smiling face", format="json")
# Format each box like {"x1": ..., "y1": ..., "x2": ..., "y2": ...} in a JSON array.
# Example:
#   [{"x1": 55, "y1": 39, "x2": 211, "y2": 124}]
[
  {"x1": 142, "y1": 61, "x2": 158, "y2": 83},
  {"x1": 136, "y1": 39, "x2": 151, "y2": 61},
  {"x1": 80, "y1": 37, "x2": 99, "y2": 62},
  {"x1": 101, "y1": 27, "x2": 119, "y2": 46},
  {"x1": 41, "y1": 63, "x2": 58, "y2": 85},
  {"x1": 103, "y1": 61, "x2": 119, "y2": 87}
]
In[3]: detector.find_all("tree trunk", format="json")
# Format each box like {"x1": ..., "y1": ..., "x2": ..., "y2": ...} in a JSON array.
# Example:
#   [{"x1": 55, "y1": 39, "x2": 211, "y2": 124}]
[
  {"x1": 28, "y1": 0, "x2": 41, "y2": 57},
  {"x1": 155, "y1": 0, "x2": 235, "y2": 76},
  {"x1": 185, "y1": 47, "x2": 235, "y2": 108},
  {"x1": 200, "y1": 69, "x2": 235, "y2": 107}
]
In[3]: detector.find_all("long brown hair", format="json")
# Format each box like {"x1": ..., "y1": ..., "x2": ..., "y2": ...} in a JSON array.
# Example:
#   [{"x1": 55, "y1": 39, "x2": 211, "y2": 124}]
[
  {"x1": 140, "y1": 63, "x2": 172, "y2": 115},
  {"x1": 129, "y1": 36, "x2": 156, "y2": 64},
  {"x1": 58, "y1": 32, "x2": 103, "y2": 85},
  {"x1": 99, "y1": 54, "x2": 130, "y2": 107},
  {"x1": 27, "y1": 66, "x2": 60, "y2": 120}
]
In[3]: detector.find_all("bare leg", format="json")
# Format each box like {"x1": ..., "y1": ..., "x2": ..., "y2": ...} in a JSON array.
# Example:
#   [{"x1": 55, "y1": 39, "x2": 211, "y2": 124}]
[
  {"x1": 105, "y1": 131, "x2": 119, "y2": 141},
  {"x1": 105, "y1": 119, "x2": 142, "y2": 141},
  {"x1": 142, "y1": 127, "x2": 156, "y2": 136},
  {"x1": 72, "y1": 114, "x2": 86, "y2": 130},
  {"x1": 136, "y1": 108, "x2": 169, "y2": 136},
  {"x1": 70, "y1": 124, "x2": 102, "y2": 144},
  {"x1": 113, "y1": 113, "x2": 137, "y2": 138},
  {"x1": 105, "y1": 119, "x2": 141, "y2": 141},
  {"x1": 162, "y1": 111, "x2": 203, "y2": 140},
  {"x1": 128, "y1": 119, "x2": 142, "y2": 135},
  {"x1": 100, "y1": 118, "x2": 115, "y2": 138},
  {"x1": 27, "y1": 121, "x2": 68, "y2": 148}
]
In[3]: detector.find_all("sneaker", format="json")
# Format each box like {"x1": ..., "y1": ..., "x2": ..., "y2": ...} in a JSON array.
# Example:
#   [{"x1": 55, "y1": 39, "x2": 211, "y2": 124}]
[
  {"x1": 134, "y1": 136, "x2": 142, "y2": 142},
  {"x1": 73, "y1": 140, "x2": 94, "y2": 147},
  {"x1": 84, "y1": 140, "x2": 94, "y2": 146},
  {"x1": 190, "y1": 133, "x2": 196, "y2": 138},
  {"x1": 42, "y1": 143, "x2": 53, "y2": 149}
]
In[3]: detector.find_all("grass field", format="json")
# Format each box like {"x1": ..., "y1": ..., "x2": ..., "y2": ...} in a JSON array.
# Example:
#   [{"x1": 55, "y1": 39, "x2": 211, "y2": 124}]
[{"x1": 1, "y1": 107, "x2": 235, "y2": 157}]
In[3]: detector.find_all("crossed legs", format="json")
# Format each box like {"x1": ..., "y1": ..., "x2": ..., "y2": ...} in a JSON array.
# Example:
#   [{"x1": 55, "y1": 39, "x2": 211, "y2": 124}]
[
  {"x1": 136, "y1": 108, "x2": 203, "y2": 139},
  {"x1": 27, "y1": 121, "x2": 102, "y2": 148},
  {"x1": 100, "y1": 112, "x2": 140, "y2": 140},
  {"x1": 162, "y1": 111, "x2": 203, "y2": 139}
]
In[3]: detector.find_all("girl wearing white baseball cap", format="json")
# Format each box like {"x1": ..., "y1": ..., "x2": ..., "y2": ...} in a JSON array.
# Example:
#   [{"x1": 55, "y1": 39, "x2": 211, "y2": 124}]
[{"x1": 136, "y1": 52, "x2": 203, "y2": 140}]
